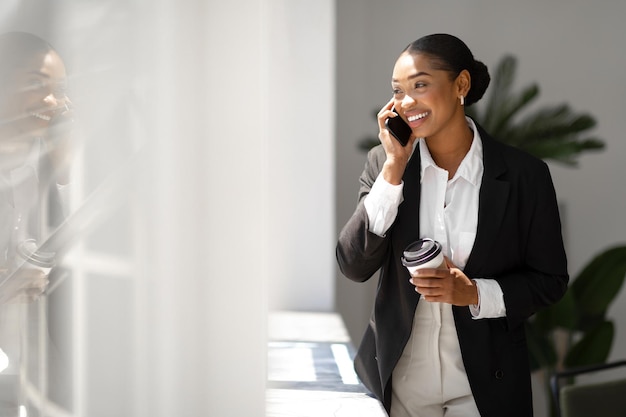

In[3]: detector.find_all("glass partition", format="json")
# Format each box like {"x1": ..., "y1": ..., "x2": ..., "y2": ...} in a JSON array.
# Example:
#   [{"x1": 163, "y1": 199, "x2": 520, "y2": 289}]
[
  {"x1": 0, "y1": 2, "x2": 270, "y2": 416},
  {"x1": 0, "y1": 2, "x2": 146, "y2": 416}
]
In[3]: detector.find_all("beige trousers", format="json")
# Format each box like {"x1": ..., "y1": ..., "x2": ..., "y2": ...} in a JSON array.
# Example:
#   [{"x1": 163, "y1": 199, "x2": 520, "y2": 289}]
[{"x1": 390, "y1": 299, "x2": 481, "y2": 417}]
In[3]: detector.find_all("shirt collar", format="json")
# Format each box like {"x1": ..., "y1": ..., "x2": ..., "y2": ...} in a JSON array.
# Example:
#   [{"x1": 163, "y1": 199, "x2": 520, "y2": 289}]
[{"x1": 419, "y1": 116, "x2": 483, "y2": 186}]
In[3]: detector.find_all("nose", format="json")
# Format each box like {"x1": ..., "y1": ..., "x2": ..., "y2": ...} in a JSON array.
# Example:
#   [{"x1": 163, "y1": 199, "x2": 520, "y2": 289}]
[
  {"x1": 43, "y1": 92, "x2": 71, "y2": 113},
  {"x1": 401, "y1": 94, "x2": 416, "y2": 109},
  {"x1": 43, "y1": 92, "x2": 60, "y2": 108}
]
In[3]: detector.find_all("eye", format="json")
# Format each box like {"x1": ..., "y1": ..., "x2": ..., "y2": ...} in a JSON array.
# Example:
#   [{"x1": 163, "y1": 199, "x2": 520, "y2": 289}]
[
  {"x1": 414, "y1": 82, "x2": 427, "y2": 89},
  {"x1": 392, "y1": 88, "x2": 404, "y2": 96},
  {"x1": 25, "y1": 78, "x2": 46, "y2": 92}
]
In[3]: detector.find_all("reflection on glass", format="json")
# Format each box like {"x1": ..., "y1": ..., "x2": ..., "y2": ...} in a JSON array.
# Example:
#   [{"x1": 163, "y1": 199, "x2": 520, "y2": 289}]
[{"x1": 0, "y1": 31, "x2": 75, "y2": 416}]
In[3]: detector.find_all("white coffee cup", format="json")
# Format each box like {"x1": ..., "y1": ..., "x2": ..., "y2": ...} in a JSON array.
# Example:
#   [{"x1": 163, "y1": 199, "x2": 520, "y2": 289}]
[
  {"x1": 401, "y1": 238, "x2": 446, "y2": 274},
  {"x1": 15, "y1": 239, "x2": 55, "y2": 275}
]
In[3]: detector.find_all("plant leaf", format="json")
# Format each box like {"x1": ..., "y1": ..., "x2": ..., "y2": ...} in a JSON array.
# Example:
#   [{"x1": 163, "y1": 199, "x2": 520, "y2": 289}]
[
  {"x1": 564, "y1": 320, "x2": 614, "y2": 368},
  {"x1": 532, "y1": 288, "x2": 578, "y2": 332},
  {"x1": 523, "y1": 137, "x2": 605, "y2": 166},
  {"x1": 489, "y1": 84, "x2": 539, "y2": 138},
  {"x1": 482, "y1": 55, "x2": 517, "y2": 132},
  {"x1": 570, "y1": 245, "x2": 626, "y2": 318}
]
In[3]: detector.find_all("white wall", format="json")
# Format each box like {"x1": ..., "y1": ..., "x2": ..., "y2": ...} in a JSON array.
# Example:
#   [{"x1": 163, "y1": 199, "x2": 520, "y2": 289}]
[
  {"x1": 267, "y1": 0, "x2": 336, "y2": 312},
  {"x1": 336, "y1": 0, "x2": 626, "y2": 413}
]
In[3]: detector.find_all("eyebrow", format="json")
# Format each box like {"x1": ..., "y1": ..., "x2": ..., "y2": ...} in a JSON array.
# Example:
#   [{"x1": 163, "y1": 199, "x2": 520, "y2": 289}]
[
  {"x1": 392, "y1": 71, "x2": 431, "y2": 83},
  {"x1": 26, "y1": 70, "x2": 50, "y2": 78}
]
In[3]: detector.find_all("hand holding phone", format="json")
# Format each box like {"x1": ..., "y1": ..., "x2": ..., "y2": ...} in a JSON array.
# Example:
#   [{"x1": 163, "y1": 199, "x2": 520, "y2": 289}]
[
  {"x1": 385, "y1": 107, "x2": 412, "y2": 146},
  {"x1": 377, "y1": 100, "x2": 414, "y2": 185}
]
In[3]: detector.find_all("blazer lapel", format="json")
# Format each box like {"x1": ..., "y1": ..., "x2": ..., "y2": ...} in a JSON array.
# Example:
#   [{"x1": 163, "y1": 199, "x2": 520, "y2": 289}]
[
  {"x1": 464, "y1": 129, "x2": 509, "y2": 276},
  {"x1": 394, "y1": 146, "x2": 422, "y2": 247}
]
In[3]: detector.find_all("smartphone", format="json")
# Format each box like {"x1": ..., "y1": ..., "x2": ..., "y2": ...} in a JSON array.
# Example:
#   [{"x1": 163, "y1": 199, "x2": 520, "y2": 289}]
[{"x1": 385, "y1": 107, "x2": 412, "y2": 146}]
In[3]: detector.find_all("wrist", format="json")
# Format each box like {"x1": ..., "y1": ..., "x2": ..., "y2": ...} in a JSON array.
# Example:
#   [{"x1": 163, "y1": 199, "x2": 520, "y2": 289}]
[
  {"x1": 381, "y1": 158, "x2": 407, "y2": 185},
  {"x1": 470, "y1": 279, "x2": 479, "y2": 306}
]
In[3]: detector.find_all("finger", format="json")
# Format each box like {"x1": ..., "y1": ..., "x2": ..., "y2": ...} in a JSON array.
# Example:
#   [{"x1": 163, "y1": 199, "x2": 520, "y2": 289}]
[
  {"x1": 443, "y1": 256, "x2": 458, "y2": 269},
  {"x1": 377, "y1": 98, "x2": 397, "y2": 129},
  {"x1": 9, "y1": 293, "x2": 41, "y2": 304},
  {"x1": 412, "y1": 268, "x2": 448, "y2": 278},
  {"x1": 422, "y1": 294, "x2": 447, "y2": 303},
  {"x1": 21, "y1": 294, "x2": 41, "y2": 303},
  {"x1": 18, "y1": 280, "x2": 49, "y2": 295},
  {"x1": 411, "y1": 277, "x2": 444, "y2": 289},
  {"x1": 22, "y1": 287, "x2": 46, "y2": 297},
  {"x1": 416, "y1": 285, "x2": 446, "y2": 299}
]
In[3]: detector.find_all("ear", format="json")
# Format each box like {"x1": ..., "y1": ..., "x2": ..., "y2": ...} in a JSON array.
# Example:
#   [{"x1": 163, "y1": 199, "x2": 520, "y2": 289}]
[{"x1": 455, "y1": 69, "x2": 471, "y2": 97}]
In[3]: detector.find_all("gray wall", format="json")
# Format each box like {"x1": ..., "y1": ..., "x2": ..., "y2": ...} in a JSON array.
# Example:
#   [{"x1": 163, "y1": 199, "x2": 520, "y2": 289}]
[{"x1": 336, "y1": 0, "x2": 626, "y2": 371}]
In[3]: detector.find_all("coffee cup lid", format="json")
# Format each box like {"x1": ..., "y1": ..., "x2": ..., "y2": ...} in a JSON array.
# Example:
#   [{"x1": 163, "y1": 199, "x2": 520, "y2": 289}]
[
  {"x1": 402, "y1": 238, "x2": 442, "y2": 264},
  {"x1": 17, "y1": 239, "x2": 56, "y2": 268}
]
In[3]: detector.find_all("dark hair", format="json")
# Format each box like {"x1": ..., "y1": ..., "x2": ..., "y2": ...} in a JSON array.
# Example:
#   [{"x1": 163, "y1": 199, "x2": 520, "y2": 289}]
[
  {"x1": 402, "y1": 34, "x2": 490, "y2": 106},
  {"x1": 0, "y1": 31, "x2": 56, "y2": 78}
]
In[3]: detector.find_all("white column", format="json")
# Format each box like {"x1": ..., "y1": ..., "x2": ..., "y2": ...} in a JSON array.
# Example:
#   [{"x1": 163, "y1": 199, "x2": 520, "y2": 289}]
[
  {"x1": 134, "y1": 1, "x2": 269, "y2": 416},
  {"x1": 266, "y1": 0, "x2": 336, "y2": 312}
]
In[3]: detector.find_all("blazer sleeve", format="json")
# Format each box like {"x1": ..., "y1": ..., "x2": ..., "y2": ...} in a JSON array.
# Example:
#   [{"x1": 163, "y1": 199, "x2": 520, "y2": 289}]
[
  {"x1": 496, "y1": 160, "x2": 569, "y2": 328},
  {"x1": 336, "y1": 145, "x2": 392, "y2": 283}
]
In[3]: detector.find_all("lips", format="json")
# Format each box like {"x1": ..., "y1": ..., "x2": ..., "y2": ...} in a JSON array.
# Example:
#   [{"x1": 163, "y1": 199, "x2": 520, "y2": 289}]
[
  {"x1": 29, "y1": 111, "x2": 52, "y2": 121},
  {"x1": 407, "y1": 111, "x2": 429, "y2": 122}
]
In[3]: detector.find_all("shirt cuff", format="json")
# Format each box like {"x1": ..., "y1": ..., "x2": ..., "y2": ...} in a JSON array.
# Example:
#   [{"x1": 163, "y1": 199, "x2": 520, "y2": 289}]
[
  {"x1": 470, "y1": 278, "x2": 507, "y2": 319},
  {"x1": 364, "y1": 173, "x2": 403, "y2": 237}
]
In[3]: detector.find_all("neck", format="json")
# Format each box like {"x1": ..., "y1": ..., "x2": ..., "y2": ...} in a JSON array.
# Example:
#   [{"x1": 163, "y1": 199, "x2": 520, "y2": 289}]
[{"x1": 425, "y1": 116, "x2": 474, "y2": 179}]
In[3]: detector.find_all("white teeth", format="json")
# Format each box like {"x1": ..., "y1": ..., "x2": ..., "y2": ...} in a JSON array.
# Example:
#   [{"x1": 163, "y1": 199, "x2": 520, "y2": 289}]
[
  {"x1": 407, "y1": 112, "x2": 429, "y2": 122},
  {"x1": 30, "y1": 112, "x2": 51, "y2": 121}
]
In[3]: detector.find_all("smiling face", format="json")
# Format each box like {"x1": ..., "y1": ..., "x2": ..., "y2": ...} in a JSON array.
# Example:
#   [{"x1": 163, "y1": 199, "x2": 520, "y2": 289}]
[
  {"x1": 2, "y1": 50, "x2": 69, "y2": 136},
  {"x1": 0, "y1": 49, "x2": 69, "y2": 167},
  {"x1": 391, "y1": 52, "x2": 469, "y2": 141}
]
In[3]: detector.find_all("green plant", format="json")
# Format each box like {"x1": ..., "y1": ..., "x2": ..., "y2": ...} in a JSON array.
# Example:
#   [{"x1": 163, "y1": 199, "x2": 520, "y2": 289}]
[
  {"x1": 527, "y1": 245, "x2": 626, "y2": 416},
  {"x1": 465, "y1": 55, "x2": 604, "y2": 165},
  {"x1": 528, "y1": 246, "x2": 626, "y2": 371}
]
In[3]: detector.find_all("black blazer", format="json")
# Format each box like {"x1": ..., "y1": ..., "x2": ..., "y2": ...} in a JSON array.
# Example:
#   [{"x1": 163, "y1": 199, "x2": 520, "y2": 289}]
[{"x1": 336, "y1": 124, "x2": 568, "y2": 417}]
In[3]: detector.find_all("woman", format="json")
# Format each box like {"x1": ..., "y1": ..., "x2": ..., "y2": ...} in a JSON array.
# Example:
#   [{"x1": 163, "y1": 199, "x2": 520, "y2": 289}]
[
  {"x1": 0, "y1": 32, "x2": 73, "y2": 180},
  {"x1": 0, "y1": 31, "x2": 75, "y2": 415},
  {"x1": 336, "y1": 34, "x2": 568, "y2": 417},
  {"x1": 0, "y1": 31, "x2": 73, "y2": 300}
]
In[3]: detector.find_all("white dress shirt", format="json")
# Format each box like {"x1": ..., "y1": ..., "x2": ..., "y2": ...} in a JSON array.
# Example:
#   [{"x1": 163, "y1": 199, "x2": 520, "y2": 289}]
[{"x1": 364, "y1": 117, "x2": 505, "y2": 319}]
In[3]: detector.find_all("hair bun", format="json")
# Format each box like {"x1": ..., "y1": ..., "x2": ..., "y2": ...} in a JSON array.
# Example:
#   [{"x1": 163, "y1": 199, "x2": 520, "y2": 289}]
[{"x1": 466, "y1": 59, "x2": 490, "y2": 106}]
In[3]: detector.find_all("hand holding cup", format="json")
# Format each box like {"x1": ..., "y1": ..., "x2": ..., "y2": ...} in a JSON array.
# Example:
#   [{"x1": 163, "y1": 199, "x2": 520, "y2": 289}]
[{"x1": 402, "y1": 238, "x2": 478, "y2": 306}]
